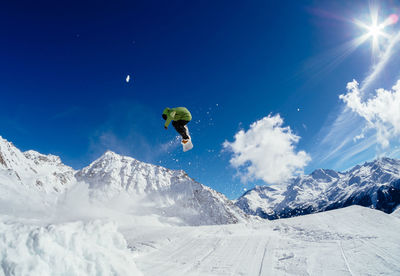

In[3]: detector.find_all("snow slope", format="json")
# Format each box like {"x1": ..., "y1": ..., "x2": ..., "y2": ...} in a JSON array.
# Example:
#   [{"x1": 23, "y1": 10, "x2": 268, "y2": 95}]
[
  {"x1": 75, "y1": 151, "x2": 246, "y2": 226},
  {"x1": 393, "y1": 206, "x2": 400, "y2": 219},
  {"x1": 127, "y1": 206, "x2": 400, "y2": 275},
  {"x1": 236, "y1": 158, "x2": 400, "y2": 219}
]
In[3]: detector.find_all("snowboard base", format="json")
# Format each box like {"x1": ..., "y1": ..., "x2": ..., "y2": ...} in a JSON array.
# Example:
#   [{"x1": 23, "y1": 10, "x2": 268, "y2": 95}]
[{"x1": 182, "y1": 139, "x2": 193, "y2": 152}]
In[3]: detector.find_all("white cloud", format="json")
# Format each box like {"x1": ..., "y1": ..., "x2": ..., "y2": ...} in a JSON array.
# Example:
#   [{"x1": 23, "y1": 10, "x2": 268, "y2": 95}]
[
  {"x1": 340, "y1": 79, "x2": 400, "y2": 148},
  {"x1": 223, "y1": 114, "x2": 311, "y2": 184},
  {"x1": 126, "y1": 75, "x2": 130, "y2": 83}
]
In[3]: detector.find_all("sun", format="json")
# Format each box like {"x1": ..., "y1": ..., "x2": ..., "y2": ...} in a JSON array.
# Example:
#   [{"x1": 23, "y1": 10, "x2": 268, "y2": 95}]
[
  {"x1": 354, "y1": 19, "x2": 386, "y2": 55},
  {"x1": 367, "y1": 23, "x2": 382, "y2": 38},
  {"x1": 353, "y1": 6, "x2": 398, "y2": 57}
]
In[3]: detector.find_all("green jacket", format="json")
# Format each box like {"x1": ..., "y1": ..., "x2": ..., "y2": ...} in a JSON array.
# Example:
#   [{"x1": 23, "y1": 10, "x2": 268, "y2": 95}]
[{"x1": 163, "y1": 107, "x2": 192, "y2": 128}]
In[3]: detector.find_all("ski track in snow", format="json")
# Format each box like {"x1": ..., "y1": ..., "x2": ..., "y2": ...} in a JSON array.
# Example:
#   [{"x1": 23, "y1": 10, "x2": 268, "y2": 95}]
[
  {"x1": 257, "y1": 240, "x2": 269, "y2": 276},
  {"x1": 126, "y1": 206, "x2": 400, "y2": 276},
  {"x1": 338, "y1": 240, "x2": 354, "y2": 276}
]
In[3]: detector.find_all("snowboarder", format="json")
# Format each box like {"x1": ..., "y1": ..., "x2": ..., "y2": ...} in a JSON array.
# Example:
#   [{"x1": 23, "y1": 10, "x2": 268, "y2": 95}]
[{"x1": 162, "y1": 107, "x2": 193, "y2": 151}]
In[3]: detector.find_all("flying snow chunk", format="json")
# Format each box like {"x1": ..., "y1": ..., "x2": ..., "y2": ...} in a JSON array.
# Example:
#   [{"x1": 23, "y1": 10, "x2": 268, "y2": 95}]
[{"x1": 126, "y1": 75, "x2": 130, "y2": 83}]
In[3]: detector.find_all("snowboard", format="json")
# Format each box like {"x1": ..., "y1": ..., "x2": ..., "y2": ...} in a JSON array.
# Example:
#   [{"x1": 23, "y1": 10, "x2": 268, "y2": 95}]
[{"x1": 182, "y1": 139, "x2": 193, "y2": 152}]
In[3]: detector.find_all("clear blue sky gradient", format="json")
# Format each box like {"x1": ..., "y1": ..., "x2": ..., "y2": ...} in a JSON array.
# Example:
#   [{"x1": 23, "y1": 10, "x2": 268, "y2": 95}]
[{"x1": 1, "y1": 0, "x2": 399, "y2": 198}]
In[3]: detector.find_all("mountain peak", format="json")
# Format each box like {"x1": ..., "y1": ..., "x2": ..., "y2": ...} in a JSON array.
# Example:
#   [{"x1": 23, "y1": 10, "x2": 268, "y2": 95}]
[
  {"x1": 0, "y1": 136, "x2": 75, "y2": 193},
  {"x1": 88, "y1": 151, "x2": 147, "y2": 172},
  {"x1": 361, "y1": 157, "x2": 400, "y2": 167},
  {"x1": 24, "y1": 150, "x2": 62, "y2": 165},
  {"x1": 348, "y1": 157, "x2": 400, "y2": 178},
  {"x1": 98, "y1": 150, "x2": 140, "y2": 163},
  {"x1": 102, "y1": 150, "x2": 122, "y2": 159},
  {"x1": 310, "y1": 168, "x2": 340, "y2": 181},
  {"x1": 75, "y1": 150, "x2": 246, "y2": 225},
  {"x1": 77, "y1": 151, "x2": 163, "y2": 195},
  {"x1": 374, "y1": 157, "x2": 400, "y2": 166},
  {"x1": 0, "y1": 135, "x2": 11, "y2": 145},
  {"x1": 0, "y1": 136, "x2": 27, "y2": 169}
]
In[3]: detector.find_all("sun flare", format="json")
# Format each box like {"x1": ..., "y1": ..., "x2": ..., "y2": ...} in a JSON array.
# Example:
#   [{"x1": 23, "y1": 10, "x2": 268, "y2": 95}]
[{"x1": 354, "y1": 6, "x2": 398, "y2": 56}]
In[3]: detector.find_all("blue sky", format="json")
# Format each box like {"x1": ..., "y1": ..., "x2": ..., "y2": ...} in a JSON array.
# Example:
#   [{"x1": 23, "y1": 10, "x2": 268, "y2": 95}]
[{"x1": 1, "y1": 0, "x2": 400, "y2": 199}]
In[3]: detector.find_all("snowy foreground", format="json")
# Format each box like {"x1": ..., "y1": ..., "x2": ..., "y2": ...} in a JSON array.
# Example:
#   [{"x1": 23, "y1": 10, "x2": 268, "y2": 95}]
[
  {"x1": 125, "y1": 206, "x2": 400, "y2": 276},
  {"x1": 0, "y1": 136, "x2": 400, "y2": 275},
  {"x1": 2, "y1": 205, "x2": 400, "y2": 275}
]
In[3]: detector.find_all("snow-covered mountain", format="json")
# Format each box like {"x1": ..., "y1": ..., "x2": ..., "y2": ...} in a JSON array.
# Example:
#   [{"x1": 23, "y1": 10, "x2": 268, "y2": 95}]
[
  {"x1": 0, "y1": 136, "x2": 75, "y2": 194},
  {"x1": 0, "y1": 136, "x2": 245, "y2": 226},
  {"x1": 236, "y1": 157, "x2": 400, "y2": 219},
  {"x1": 75, "y1": 151, "x2": 246, "y2": 225}
]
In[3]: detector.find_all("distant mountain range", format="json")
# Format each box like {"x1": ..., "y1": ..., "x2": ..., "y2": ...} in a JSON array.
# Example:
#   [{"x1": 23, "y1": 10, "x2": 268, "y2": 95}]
[
  {"x1": 235, "y1": 157, "x2": 400, "y2": 219},
  {"x1": 1, "y1": 135, "x2": 399, "y2": 224}
]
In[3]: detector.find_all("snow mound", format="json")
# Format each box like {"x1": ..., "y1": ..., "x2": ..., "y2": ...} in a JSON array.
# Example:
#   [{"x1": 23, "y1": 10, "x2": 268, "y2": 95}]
[{"x1": 0, "y1": 218, "x2": 142, "y2": 276}]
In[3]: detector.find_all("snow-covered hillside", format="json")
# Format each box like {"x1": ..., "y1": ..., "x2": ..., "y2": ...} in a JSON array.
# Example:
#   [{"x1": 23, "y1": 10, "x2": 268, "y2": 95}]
[
  {"x1": 236, "y1": 157, "x2": 400, "y2": 219},
  {"x1": 75, "y1": 151, "x2": 246, "y2": 225},
  {"x1": 393, "y1": 206, "x2": 400, "y2": 219},
  {"x1": 127, "y1": 206, "x2": 400, "y2": 275}
]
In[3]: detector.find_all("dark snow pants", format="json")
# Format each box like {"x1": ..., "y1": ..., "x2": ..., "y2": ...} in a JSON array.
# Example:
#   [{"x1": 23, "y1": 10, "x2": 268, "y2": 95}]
[{"x1": 172, "y1": 120, "x2": 190, "y2": 140}]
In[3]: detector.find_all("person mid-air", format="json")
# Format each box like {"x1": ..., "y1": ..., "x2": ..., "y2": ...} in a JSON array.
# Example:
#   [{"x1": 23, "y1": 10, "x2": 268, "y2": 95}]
[{"x1": 162, "y1": 107, "x2": 193, "y2": 151}]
